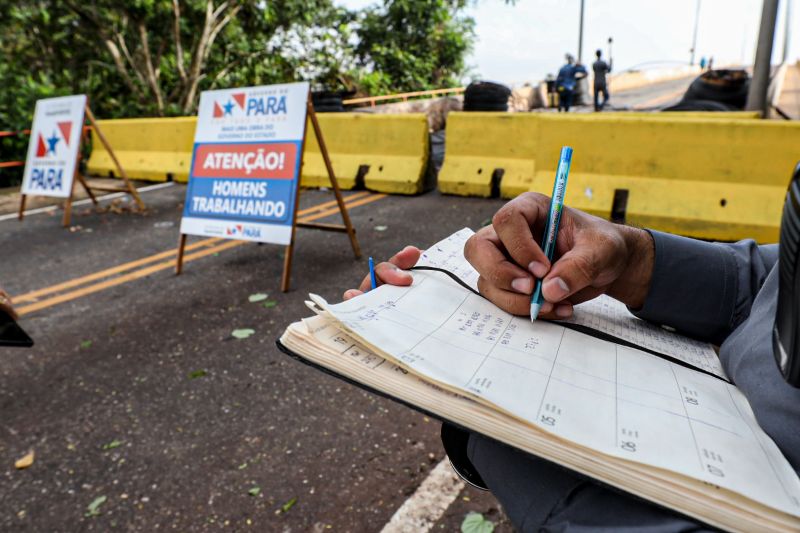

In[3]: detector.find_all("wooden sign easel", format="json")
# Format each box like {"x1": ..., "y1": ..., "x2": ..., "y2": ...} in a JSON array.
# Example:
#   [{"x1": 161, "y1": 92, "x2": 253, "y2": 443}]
[
  {"x1": 18, "y1": 104, "x2": 144, "y2": 227},
  {"x1": 175, "y1": 94, "x2": 361, "y2": 292}
]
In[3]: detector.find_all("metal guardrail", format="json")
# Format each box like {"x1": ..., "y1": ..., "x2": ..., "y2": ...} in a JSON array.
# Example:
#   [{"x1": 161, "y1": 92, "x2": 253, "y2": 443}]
[
  {"x1": 343, "y1": 87, "x2": 464, "y2": 107},
  {"x1": 0, "y1": 130, "x2": 30, "y2": 169}
]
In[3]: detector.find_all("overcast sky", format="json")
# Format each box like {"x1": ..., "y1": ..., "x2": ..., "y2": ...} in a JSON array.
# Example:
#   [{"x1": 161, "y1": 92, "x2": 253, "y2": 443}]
[{"x1": 336, "y1": 0, "x2": 798, "y2": 86}]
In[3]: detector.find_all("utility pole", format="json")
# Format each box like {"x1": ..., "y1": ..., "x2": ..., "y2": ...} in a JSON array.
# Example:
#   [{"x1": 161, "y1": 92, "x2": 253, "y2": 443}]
[
  {"x1": 578, "y1": 0, "x2": 585, "y2": 63},
  {"x1": 783, "y1": 0, "x2": 793, "y2": 63},
  {"x1": 690, "y1": 0, "x2": 702, "y2": 65},
  {"x1": 746, "y1": 0, "x2": 780, "y2": 116}
]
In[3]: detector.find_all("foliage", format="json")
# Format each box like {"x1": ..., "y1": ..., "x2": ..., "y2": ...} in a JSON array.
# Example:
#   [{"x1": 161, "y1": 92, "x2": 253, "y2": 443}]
[
  {"x1": 354, "y1": 0, "x2": 475, "y2": 94},
  {"x1": 0, "y1": 0, "x2": 484, "y2": 187}
]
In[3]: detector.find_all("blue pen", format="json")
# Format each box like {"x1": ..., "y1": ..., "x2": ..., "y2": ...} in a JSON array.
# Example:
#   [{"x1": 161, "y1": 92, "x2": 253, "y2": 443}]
[
  {"x1": 368, "y1": 256, "x2": 378, "y2": 290},
  {"x1": 530, "y1": 146, "x2": 573, "y2": 321}
]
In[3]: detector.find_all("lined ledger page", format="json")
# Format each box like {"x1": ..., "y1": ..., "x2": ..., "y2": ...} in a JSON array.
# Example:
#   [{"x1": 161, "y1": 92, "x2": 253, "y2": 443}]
[{"x1": 312, "y1": 270, "x2": 800, "y2": 517}]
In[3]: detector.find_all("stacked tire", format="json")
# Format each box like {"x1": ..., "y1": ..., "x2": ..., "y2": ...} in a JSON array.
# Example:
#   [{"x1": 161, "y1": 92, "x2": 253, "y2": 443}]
[
  {"x1": 311, "y1": 90, "x2": 345, "y2": 113},
  {"x1": 463, "y1": 81, "x2": 511, "y2": 112},
  {"x1": 664, "y1": 69, "x2": 750, "y2": 112}
]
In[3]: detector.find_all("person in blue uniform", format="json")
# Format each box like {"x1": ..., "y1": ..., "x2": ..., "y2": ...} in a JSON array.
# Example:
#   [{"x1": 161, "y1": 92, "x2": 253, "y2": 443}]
[{"x1": 555, "y1": 54, "x2": 587, "y2": 112}]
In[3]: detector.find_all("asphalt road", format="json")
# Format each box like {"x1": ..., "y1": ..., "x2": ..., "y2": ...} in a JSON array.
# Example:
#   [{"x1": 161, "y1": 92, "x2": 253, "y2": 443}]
[
  {"x1": 0, "y1": 184, "x2": 515, "y2": 531},
  {"x1": 610, "y1": 74, "x2": 695, "y2": 110}
]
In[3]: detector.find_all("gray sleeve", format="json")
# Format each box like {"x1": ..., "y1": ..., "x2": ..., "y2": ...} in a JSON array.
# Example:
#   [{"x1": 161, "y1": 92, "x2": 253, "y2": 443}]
[{"x1": 632, "y1": 231, "x2": 778, "y2": 345}]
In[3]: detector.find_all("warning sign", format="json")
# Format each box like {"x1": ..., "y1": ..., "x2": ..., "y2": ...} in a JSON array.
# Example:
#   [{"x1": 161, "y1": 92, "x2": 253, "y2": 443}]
[
  {"x1": 21, "y1": 95, "x2": 87, "y2": 198},
  {"x1": 180, "y1": 82, "x2": 310, "y2": 245}
]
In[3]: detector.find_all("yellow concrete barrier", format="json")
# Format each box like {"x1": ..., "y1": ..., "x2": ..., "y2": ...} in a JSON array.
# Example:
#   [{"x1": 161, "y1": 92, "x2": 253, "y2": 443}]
[
  {"x1": 438, "y1": 113, "x2": 539, "y2": 197},
  {"x1": 302, "y1": 113, "x2": 429, "y2": 195},
  {"x1": 88, "y1": 113, "x2": 430, "y2": 194},
  {"x1": 438, "y1": 111, "x2": 760, "y2": 199},
  {"x1": 87, "y1": 117, "x2": 195, "y2": 182},
  {"x1": 529, "y1": 114, "x2": 800, "y2": 242}
]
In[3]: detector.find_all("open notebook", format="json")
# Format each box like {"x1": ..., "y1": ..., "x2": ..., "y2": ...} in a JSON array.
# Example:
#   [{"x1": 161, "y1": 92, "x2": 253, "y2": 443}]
[{"x1": 278, "y1": 229, "x2": 800, "y2": 532}]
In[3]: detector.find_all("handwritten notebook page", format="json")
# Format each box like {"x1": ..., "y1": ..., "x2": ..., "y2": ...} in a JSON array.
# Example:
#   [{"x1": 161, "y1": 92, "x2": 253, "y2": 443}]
[
  {"x1": 416, "y1": 228, "x2": 726, "y2": 379},
  {"x1": 283, "y1": 316, "x2": 800, "y2": 530},
  {"x1": 310, "y1": 237, "x2": 800, "y2": 516}
]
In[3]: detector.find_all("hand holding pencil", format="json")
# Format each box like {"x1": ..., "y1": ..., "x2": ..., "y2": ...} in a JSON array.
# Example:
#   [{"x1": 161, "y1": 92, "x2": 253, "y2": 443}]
[{"x1": 464, "y1": 155, "x2": 656, "y2": 319}]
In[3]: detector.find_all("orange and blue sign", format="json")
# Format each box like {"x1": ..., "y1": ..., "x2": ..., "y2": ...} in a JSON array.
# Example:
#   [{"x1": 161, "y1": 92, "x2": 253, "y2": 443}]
[{"x1": 180, "y1": 83, "x2": 310, "y2": 245}]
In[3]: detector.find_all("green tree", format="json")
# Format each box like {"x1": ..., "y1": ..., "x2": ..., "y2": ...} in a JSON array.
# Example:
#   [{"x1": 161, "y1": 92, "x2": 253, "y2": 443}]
[
  {"x1": 354, "y1": 0, "x2": 475, "y2": 94},
  {"x1": 0, "y1": 0, "x2": 485, "y2": 186}
]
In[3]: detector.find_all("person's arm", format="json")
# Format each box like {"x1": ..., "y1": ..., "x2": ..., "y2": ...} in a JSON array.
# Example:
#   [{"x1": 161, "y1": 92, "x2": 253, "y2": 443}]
[
  {"x1": 461, "y1": 193, "x2": 776, "y2": 344},
  {"x1": 607, "y1": 59, "x2": 612, "y2": 73},
  {"x1": 632, "y1": 231, "x2": 778, "y2": 345}
]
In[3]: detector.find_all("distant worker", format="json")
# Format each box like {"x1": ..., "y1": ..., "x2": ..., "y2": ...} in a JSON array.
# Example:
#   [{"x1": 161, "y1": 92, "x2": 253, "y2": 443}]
[
  {"x1": 707, "y1": 56, "x2": 714, "y2": 70},
  {"x1": 555, "y1": 54, "x2": 587, "y2": 112},
  {"x1": 592, "y1": 49, "x2": 612, "y2": 111},
  {"x1": 699, "y1": 56, "x2": 707, "y2": 70}
]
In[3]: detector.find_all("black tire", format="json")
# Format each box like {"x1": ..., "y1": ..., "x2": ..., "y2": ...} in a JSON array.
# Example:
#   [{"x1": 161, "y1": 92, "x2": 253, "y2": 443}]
[
  {"x1": 464, "y1": 81, "x2": 511, "y2": 112},
  {"x1": 682, "y1": 69, "x2": 750, "y2": 109},
  {"x1": 312, "y1": 90, "x2": 345, "y2": 112},
  {"x1": 463, "y1": 101, "x2": 509, "y2": 112},
  {"x1": 662, "y1": 99, "x2": 736, "y2": 112}
]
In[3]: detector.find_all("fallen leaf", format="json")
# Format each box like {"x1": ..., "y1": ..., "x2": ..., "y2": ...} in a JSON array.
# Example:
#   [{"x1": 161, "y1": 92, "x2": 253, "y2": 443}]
[
  {"x1": 85, "y1": 495, "x2": 107, "y2": 517},
  {"x1": 374, "y1": 225, "x2": 388, "y2": 232},
  {"x1": 262, "y1": 300, "x2": 278, "y2": 309},
  {"x1": 188, "y1": 369, "x2": 207, "y2": 379},
  {"x1": 248, "y1": 293, "x2": 269, "y2": 303},
  {"x1": 80, "y1": 340, "x2": 92, "y2": 349},
  {"x1": 237, "y1": 462, "x2": 248, "y2": 470},
  {"x1": 102, "y1": 439, "x2": 122, "y2": 450},
  {"x1": 281, "y1": 497, "x2": 297, "y2": 513},
  {"x1": 461, "y1": 512, "x2": 495, "y2": 533},
  {"x1": 232, "y1": 329, "x2": 255, "y2": 339},
  {"x1": 248, "y1": 486, "x2": 261, "y2": 497},
  {"x1": 14, "y1": 451, "x2": 34, "y2": 469}
]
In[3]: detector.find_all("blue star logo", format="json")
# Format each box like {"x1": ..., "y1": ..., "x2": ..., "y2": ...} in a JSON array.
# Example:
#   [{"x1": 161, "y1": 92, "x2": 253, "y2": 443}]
[
  {"x1": 46, "y1": 132, "x2": 60, "y2": 155},
  {"x1": 223, "y1": 100, "x2": 235, "y2": 116}
]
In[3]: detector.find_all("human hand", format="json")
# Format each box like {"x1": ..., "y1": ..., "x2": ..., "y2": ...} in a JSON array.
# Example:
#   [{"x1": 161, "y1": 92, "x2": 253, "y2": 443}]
[
  {"x1": 0, "y1": 286, "x2": 17, "y2": 320},
  {"x1": 464, "y1": 192, "x2": 654, "y2": 319},
  {"x1": 343, "y1": 246, "x2": 421, "y2": 300}
]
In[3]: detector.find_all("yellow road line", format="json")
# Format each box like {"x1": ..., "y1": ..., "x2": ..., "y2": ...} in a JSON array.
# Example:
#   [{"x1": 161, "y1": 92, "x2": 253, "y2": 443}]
[
  {"x1": 13, "y1": 191, "x2": 374, "y2": 304},
  {"x1": 13, "y1": 238, "x2": 222, "y2": 304},
  {"x1": 301, "y1": 193, "x2": 387, "y2": 220},
  {"x1": 16, "y1": 193, "x2": 386, "y2": 316}
]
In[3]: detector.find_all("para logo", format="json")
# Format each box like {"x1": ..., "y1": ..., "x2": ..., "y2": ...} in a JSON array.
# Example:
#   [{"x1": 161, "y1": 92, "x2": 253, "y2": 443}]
[
  {"x1": 226, "y1": 223, "x2": 261, "y2": 238},
  {"x1": 213, "y1": 93, "x2": 246, "y2": 118},
  {"x1": 212, "y1": 91, "x2": 288, "y2": 118},
  {"x1": 35, "y1": 122, "x2": 73, "y2": 158},
  {"x1": 226, "y1": 224, "x2": 244, "y2": 236}
]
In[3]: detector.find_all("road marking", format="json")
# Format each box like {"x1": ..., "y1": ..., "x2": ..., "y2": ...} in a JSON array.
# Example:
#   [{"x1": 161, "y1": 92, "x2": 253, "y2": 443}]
[
  {"x1": 13, "y1": 238, "x2": 223, "y2": 304},
  {"x1": 380, "y1": 459, "x2": 465, "y2": 533},
  {"x1": 0, "y1": 181, "x2": 176, "y2": 222},
  {"x1": 15, "y1": 192, "x2": 386, "y2": 316},
  {"x1": 13, "y1": 191, "x2": 374, "y2": 304}
]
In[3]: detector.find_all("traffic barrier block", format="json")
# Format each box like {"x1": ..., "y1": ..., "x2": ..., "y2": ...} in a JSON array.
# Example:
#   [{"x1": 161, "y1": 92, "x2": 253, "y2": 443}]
[
  {"x1": 530, "y1": 114, "x2": 800, "y2": 242},
  {"x1": 438, "y1": 111, "x2": 756, "y2": 200},
  {"x1": 302, "y1": 113, "x2": 429, "y2": 195},
  {"x1": 438, "y1": 112, "x2": 539, "y2": 197},
  {"x1": 87, "y1": 117, "x2": 196, "y2": 182}
]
